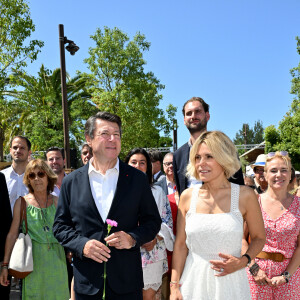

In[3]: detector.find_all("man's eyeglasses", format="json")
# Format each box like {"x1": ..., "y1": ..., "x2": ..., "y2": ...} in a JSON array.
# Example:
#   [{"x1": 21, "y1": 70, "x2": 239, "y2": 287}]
[
  {"x1": 254, "y1": 168, "x2": 264, "y2": 174},
  {"x1": 163, "y1": 162, "x2": 173, "y2": 167},
  {"x1": 28, "y1": 171, "x2": 46, "y2": 180},
  {"x1": 267, "y1": 151, "x2": 288, "y2": 157}
]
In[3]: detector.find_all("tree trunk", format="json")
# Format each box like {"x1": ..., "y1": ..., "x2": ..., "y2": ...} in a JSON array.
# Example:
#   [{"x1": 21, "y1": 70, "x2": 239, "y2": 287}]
[{"x1": 0, "y1": 127, "x2": 5, "y2": 162}]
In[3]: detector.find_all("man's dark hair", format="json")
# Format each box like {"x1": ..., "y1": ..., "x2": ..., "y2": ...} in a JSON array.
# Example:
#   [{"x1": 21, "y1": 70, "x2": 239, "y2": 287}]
[
  {"x1": 45, "y1": 147, "x2": 65, "y2": 160},
  {"x1": 182, "y1": 97, "x2": 210, "y2": 115},
  {"x1": 148, "y1": 150, "x2": 163, "y2": 163},
  {"x1": 81, "y1": 143, "x2": 92, "y2": 153},
  {"x1": 10, "y1": 136, "x2": 31, "y2": 151},
  {"x1": 85, "y1": 111, "x2": 122, "y2": 139},
  {"x1": 124, "y1": 148, "x2": 153, "y2": 185}
]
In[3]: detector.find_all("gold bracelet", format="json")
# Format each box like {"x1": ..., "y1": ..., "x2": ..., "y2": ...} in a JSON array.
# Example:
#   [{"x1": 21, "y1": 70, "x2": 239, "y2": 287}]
[{"x1": 170, "y1": 281, "x2": 182, "y2": 287}]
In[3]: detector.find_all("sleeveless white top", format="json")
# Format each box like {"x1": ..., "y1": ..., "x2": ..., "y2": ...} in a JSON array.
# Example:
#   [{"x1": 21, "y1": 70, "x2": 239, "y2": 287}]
[{"x1": 180, "y1": 183, "x2": 251, "y2": 300}]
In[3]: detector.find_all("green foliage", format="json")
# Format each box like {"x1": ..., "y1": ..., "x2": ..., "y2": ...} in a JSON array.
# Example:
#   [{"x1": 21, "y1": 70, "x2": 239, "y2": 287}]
[
  {"x1": 3, "y1": 65, "x2": 98, "y2": 153},
  {"x1": 0, "y1": 0, "x2": 44, "y2": 89},
  {"x1": 239, "y1": 156, "x2": 249, "y2": 174},
  {"x1": 264, "y1": 37, "x2": 300, "y2": 170},
  {"x1": 233, "y1": 120, "x2": 264, "y2": 155},
  {"x1": 83, "y1": 27, "x2": 177, "y2": 156},
  {"x1": 264, "y1": 125, "x2": 280, "y2": 152}
]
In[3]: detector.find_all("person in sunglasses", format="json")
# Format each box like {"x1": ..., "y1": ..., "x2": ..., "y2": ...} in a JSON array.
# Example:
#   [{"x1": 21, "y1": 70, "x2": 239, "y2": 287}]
[
  {"x1": 0, "y1": 159, "x2": 69, "y2": 300},
  {"x1": 244, "y1": 151, "x2": 300, "y2": 299}
]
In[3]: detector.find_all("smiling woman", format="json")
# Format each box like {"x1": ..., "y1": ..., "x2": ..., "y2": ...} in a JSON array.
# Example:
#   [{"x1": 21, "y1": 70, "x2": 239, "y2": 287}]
[
  {"x1": 245, "y1": 152, "x2": 300, "y2": 300},
  {"x1": 170, "y1": 131, "x2": 265, "y2": 300}
]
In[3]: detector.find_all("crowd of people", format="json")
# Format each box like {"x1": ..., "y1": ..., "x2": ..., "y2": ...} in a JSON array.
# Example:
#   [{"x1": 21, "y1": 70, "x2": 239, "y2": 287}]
[{"x1": 0, "y1": 96, "x2": 299, "y2": 300}]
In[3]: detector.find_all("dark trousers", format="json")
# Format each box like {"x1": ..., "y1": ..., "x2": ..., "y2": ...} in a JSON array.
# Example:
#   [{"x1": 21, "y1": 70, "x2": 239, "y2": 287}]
[
  {"x1": 0, "y1": 284, "x2": 10, "y2": 300},
  {"x1": 75, "y1": 284, "x2": 142, "y2": 300}
]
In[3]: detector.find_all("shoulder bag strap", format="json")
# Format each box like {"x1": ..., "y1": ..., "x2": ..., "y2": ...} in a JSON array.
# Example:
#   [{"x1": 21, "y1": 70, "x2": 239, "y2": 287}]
[{"x1": 19, "y1": 196, "x2": 28, "y2": 234}]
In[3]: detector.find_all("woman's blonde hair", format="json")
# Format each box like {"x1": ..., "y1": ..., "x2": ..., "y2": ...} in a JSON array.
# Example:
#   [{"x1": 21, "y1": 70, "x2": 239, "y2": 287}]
[
  {"x1": 265, "y1": 151, "x2": 292, "y2": 172},
  {"x1": 187, "y1": 131, "x2": 241, "y2": 180},
  {"x1": 23, "y1": 159, "x2": 57, "y2": 194}
]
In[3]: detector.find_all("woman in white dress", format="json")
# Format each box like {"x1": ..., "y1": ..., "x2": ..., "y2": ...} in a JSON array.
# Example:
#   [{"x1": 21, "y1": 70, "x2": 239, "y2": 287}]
[
  {"x1": 124, "y1": 148, "x2": 174, "y2": 300},
  {"x1": 170, "y1": 131, "x2": 266, "y2": 300}
]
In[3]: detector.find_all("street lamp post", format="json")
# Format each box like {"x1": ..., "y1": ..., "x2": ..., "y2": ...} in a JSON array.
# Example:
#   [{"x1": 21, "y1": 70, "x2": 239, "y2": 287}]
[{"x1": 58, "y1": 24, "x2": 79, "y2": 169}]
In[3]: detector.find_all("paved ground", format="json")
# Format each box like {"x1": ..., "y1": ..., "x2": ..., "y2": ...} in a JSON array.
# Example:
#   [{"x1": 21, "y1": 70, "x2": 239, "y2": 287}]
[{"x1": 10, "y1": 285, "x2": 20, "y2": 300}]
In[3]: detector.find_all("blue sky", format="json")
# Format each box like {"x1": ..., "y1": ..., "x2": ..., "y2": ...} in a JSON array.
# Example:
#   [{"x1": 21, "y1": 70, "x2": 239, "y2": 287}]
[{"x1": 26, "y1": 0, "x2": 300, "y2": 147}]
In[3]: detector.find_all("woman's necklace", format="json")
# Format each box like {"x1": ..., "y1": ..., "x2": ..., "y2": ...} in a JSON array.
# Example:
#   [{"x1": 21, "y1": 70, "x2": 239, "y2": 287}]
[
  {"x1": 35, "y1": 194, "x2": 50, "y2": 232},
  {"x1": 34, "y1": 194, "x2": 52, "y2": 250}
]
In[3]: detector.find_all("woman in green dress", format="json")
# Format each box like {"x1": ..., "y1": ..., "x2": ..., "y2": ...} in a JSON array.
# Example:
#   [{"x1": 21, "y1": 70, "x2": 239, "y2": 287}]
[{"x1": 0, "y1": 159, "x2": 69, "y2": 299}]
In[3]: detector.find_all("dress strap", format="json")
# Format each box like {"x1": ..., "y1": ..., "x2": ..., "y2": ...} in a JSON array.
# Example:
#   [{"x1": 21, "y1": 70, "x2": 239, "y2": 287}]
[
  {"x1": 188, "y1": 185, "x2": 201, "y2": 214},
  {"x1": 230, "y1": 183, "x2": 244, "y2": 224},
  {"x1": 230, "y1": 183, "x2": 240, "y2": 212}
]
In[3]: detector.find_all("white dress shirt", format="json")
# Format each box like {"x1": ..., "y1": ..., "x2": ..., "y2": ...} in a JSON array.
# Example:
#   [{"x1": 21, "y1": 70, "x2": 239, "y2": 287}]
[
  {"x1": 88, "y1": 158, "x2": 119, "y2": 222},
  {"x1": 166, "y1": 178, "x2": 176, "y2": 195},
  {"x1": 1, "y1": 166, "x2": 28, "y2": 212},
  {"x1": 51, "y1": 173, "x2": 67, "y2": 197}
]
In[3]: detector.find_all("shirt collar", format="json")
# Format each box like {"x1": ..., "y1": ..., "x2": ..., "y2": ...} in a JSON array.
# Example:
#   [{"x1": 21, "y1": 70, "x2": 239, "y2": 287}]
[
  {"x1": 88, "y1": 157, "x2": 119, "y2": 175},
  {"x1": 166, "y1": 178, "x2": 175, "y2": 187}
]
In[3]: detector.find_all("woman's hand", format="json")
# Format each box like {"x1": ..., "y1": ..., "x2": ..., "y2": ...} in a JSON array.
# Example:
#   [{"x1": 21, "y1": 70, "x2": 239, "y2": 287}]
[
  {"x1": 253, "y1": 268, "x2": 272, "y2": 286},
  {"x1": 170, "y1": 286, "x2": 183, "y2": 300},
  {"x1": 271, "y1": 275, "x2": 286, "y2": 287},
  {"x1": 210, "y1": 253, "x2": 247, "y2": 276},
  {"x1": 0, "y1": 268, "x2": 10, "y2": 286},
  {"x1": 141, "y1": 238, "x2": 157, "y2": 252}
]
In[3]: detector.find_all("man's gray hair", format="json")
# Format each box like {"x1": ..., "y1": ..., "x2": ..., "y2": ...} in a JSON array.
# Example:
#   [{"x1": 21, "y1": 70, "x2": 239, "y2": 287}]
[{"x1": 85, "y1": 111, "x2": 122, "y2": 139}]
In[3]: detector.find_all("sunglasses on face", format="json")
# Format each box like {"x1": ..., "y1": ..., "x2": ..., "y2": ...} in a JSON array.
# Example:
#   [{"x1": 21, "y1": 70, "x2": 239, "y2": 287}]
[
  {"x1": 163, "y1": 162, "x2": 173, "y2": 167},
  {"x1": 267, "y1": 151, "x2": 288, "y2": 157},
  {"x1": 28, "y1": 171, "x2": 46, "y2": 180}
]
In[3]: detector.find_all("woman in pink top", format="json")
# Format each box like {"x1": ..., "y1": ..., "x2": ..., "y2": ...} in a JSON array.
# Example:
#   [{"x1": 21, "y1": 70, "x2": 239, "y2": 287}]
[{"x1": 244, "y1": 151, "x2": 300, "y2": 299}]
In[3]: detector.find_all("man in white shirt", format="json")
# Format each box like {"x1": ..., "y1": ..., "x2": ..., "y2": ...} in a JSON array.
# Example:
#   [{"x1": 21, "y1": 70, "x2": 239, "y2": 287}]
[
  {"x1": 53, "y1": 111, "x2": 161, "y2": 300},
  {"x1": 45, "y1": 147, "x2": 66, "y2": 197},
  {"x1": 1, "y1": 136, "x2": 31, "y2": 212}
]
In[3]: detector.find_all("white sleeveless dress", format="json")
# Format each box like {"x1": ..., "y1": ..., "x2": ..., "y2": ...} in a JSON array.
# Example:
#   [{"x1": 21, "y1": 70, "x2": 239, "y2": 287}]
[{"x1": 180, "y1": 183, "x2": 251, "y2": 300}]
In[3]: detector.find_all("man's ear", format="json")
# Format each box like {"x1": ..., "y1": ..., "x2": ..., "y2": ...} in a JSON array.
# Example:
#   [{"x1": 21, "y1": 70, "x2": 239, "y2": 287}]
[
  {"x1": 206, "y1": 112, "x2": 210, "y2": 122},
  {"x1": 85, "y1": 135, "x2": 92, "y2": 147}
]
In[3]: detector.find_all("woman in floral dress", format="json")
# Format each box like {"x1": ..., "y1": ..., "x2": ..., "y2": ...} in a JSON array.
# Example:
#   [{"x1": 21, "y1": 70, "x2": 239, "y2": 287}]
[
  {"x1": 244, "y1": 151, "x2": 300, "y2": 299},
  {"x1": 125, "y1": 148, "x2": 174, "y2": 300}
]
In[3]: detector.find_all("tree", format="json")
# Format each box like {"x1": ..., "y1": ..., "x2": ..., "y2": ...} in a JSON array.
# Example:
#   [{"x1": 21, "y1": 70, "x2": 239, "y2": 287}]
[
  {"x1": 3, "y1": 65, "x2": 98, "y2": 153},
  {"x1": 0, "y1": 0, "x2": 43, "y2": 89},
  {"x1": 82, "y1": 27, "x2": 177, "y2": 156},
  {"x1": 0, "y1": 0, "x2": 43, "y2": 160},
  {"x1": 233, "y1": 120, "x2": 264, "y2": 154},
  {"x1": 264, "y1": 37, "x2": 300, "y2": 170}
]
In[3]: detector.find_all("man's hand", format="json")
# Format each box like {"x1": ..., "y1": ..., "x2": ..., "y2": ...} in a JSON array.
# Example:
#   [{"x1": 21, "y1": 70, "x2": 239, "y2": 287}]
[
  {"x1": 105, "y1": 231, "x2": 135, "y2": 249},
  {"x1": 83, "y1": 239, "x2": 111, "y2": 263}
]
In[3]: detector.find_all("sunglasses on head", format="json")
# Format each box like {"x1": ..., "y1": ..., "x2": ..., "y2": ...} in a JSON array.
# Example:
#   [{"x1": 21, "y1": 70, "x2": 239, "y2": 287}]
[
  {"x1": 267, "y1": 151, "x2": 288, "y2": 157},
  {"x1": 28, "y1": 171, "x2": 46, "y2": 180}
]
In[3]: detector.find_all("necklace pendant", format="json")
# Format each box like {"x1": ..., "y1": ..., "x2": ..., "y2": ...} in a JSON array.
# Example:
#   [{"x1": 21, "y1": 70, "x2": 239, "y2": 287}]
[{"x1": 44, "y1": 225, "x2": 50, "y2": 232}]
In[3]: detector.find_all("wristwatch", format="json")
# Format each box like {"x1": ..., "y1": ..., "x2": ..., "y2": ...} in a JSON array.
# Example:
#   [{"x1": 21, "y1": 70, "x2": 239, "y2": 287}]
[
  {"x1": 281, "y1": 271, "x2": 291, "y2": 283},
  {"x1": 249, "y1": 263, "x2": 260, "y2": 276}
]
